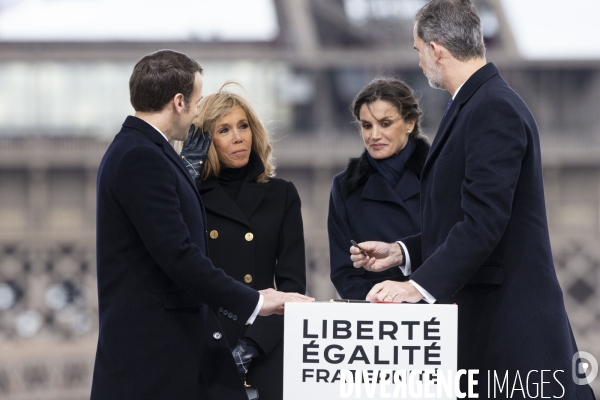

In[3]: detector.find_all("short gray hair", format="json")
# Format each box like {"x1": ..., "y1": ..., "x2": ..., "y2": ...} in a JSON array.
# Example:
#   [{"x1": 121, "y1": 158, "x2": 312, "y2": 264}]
[{"x1": 415, "y1": 0, "x2": 485, "y2": 61}]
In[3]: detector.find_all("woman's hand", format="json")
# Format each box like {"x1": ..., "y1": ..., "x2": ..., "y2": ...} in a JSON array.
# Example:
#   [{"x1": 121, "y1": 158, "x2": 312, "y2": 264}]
[{"x1": 180, "y1": 124, "x2": 212, "y2": 182}]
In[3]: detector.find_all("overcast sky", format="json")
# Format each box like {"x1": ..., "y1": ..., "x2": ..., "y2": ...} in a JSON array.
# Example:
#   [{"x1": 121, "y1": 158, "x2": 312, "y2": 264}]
[
  {"x1": 500, "y1": 0, "x2": 600, "y2": 59},
  {"x1": 0, "y1": 0, "x2": 279, "y2": 42},
  {"x1": 0, "y1": 0, "x2": 598, "y2": 60}
]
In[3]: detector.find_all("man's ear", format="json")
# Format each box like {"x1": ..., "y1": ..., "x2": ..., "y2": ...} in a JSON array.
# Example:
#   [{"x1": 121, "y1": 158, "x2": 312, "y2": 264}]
[
  {"x1": 173, "y1": 93, "x2": 185, "y2": 115},
  {"x1": 429, "y1": 41, "x2": 444, "y2": 62}
]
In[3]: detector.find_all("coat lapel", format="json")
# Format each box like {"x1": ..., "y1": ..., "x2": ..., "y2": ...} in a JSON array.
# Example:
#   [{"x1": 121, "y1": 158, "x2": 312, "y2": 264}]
[
  {"x1": 421, "y1": 63, "x2": 500, "y2": 179},
  {"x1": 362, "y1": 171, "x2": 419, "y2": 205},
  {"x1": 362, "y1": 173, "x2": 398, "y2": 204},
  {"x1": 123, "y1": 116, "x2": 201, "y2": 203},
  {"x1": 162, "y1": 145, "x2": 201, "y2": 201},
  {"x1": 237, "y1": 182, "x2": 270, "y2": 219},
  {"x1": 200, "y1": 179, "x2": 251, "y2": 228},
  {"x1": 395, "y1": 170, "x2": 420, "y2": 201},
  {"x1": 199, "y1": 152, "x2": 270, "y2": 228}
]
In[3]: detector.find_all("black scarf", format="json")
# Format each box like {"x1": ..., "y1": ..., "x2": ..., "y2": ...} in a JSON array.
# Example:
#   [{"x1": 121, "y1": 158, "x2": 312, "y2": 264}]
[{"x1": 366, "y1": 139, "x2": 416, "y2": 188}]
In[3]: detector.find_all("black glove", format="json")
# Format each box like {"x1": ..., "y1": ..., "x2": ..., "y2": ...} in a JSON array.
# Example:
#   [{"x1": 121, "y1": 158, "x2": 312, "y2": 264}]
[
  {"x1": 232, "y1": 339, "x2": 260, "y2": 383},
  {"x1": 180, "y1": 124, "x2": 212, "y2": 183}
]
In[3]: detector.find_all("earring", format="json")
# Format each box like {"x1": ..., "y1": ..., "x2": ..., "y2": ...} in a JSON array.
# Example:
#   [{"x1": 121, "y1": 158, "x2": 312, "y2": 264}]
[{"x1": 407, "y1": 130, "x2": 412, "y2": 134}]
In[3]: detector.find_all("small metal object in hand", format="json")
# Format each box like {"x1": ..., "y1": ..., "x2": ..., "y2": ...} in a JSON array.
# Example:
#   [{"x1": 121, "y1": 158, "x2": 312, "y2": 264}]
[{"x1": 350, "y1": 239, "x2": 368, "y2": 258}]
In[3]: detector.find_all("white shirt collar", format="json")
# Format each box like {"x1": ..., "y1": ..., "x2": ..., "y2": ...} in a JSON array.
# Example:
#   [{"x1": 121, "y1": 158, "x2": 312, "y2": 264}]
[
  {"x1": 452, "y1": 81, "x2": 466, "y2": 100},
  {"x1": 146, "y1": 121, "x2": 169, "y2": 143}
]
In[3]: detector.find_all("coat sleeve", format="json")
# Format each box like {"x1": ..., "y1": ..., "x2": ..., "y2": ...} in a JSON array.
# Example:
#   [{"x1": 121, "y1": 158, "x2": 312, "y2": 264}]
[
  {"x1": 327, "y1": 177, "x2": 374, "y2": 300},
  {"x1": 401, "y1": 232, "x2": 423, "y2": 271},
  {"x1": 113, "y1": 146, "x2": 260, "y2": 322},
  {"x1": 410, "y1": 98, "x2": 527, "y2": 302},
  {"x1": 243, "y1": 181, "x2": 306, "y2": 355}
]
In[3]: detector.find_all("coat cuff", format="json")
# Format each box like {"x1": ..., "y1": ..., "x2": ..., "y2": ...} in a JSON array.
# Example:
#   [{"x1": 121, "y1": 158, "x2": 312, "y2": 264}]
[
  {"x1": 397, "y1": 241, "x2": 412, "y2": 275},
  {"x1": 408, "y1": 280, "x2": 436, "y2": 303},
  {"x1": 245, "y1": 295, "x2": 263, "y2": 325}
]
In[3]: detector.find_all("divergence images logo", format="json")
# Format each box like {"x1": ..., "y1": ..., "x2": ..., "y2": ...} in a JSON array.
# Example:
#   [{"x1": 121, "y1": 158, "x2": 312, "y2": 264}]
[{"x1": 572, "y1": 351, "x2": 598, "y2": 385}]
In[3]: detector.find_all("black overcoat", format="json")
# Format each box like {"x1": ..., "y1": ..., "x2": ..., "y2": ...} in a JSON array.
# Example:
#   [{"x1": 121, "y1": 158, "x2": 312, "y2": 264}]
[
  {"x1": 199, "y1": 152, "x2": 306, "y2": 400},
  {"x1": 328, "y1": 138, "x2": 429, "y2": 299},
  {"x1": 91, "y1": 116, "x2": 259, "y2": 400},
  {"x1": 404, "y1": 63, "x2": 594, "y2": 398}
]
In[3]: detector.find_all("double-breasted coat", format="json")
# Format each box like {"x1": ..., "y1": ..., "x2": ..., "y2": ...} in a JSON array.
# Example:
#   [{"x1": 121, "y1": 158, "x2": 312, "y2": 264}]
[
  {"x1": 199, "y1": 152, "x2": 306, "y2": 400},
  {"x1": 328, "y1": 138, "x2": 430, "y2": 299},
  {"x1": 91, "y1": 116, "x2": 258, "y2": 400},
  {"x1": 404, "y1": 63, "x2": 595, "y2": 398}
]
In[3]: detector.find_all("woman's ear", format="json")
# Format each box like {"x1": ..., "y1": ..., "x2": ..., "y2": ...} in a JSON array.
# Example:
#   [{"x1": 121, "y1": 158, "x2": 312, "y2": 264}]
[{"x1": 407, "y1": 119, "x2": 416, "y2": 133}]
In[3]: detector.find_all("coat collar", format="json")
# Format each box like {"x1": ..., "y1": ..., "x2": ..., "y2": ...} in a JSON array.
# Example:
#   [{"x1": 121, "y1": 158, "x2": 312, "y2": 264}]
[
  {"x1": 422, "y1": 63, "x2": 500, "y2": 177},
  {"x1": 200, "y1": 182, "x2": 251, "y2": 228},
  {"x1": 122, "y1": 116, "x2": 201, "y2": 201},
  {"x1": 362, "y1": 168, "x2": 420, "y2": 205},
  {"x1": 123, "y1": 115, "x2": 167, "y2": 147},
  {"x1": 339, "y1": 135, "x2": 430, "y2": 197},
  {"x1": 199, "y1": 152, "x2": 270, "y2": 228}
]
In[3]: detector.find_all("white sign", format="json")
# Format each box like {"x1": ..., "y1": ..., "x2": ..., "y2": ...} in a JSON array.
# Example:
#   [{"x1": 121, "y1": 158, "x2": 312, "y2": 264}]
[{"x1": 284, "y1": 302, "x2": 458, "y2": 399}]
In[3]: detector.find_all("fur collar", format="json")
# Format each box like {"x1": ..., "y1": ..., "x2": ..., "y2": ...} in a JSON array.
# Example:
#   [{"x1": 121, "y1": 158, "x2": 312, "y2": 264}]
[{"x1": 339, "y1": 136, "x2": 430, "y2": 197}]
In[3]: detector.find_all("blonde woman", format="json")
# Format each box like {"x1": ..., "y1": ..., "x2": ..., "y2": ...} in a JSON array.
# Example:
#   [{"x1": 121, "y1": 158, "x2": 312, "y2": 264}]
[{"x1": 179, "y1": 83, "x2": 306, "y2": 400}]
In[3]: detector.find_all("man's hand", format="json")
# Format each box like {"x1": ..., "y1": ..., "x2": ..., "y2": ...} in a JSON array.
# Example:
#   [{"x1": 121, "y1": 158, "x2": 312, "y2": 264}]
[
  {"x1": 180, "y1": 124, "x2": 212, "y2": 182},
  {"x1": 366, "y1": 280, "x2": 423, "y2": 303},
  {"x1": 258, "y1": 288, "x2": 314, "y2": 316},
  {"x1": 350, "y1": 241, "x2": 403, "y2": 272}
]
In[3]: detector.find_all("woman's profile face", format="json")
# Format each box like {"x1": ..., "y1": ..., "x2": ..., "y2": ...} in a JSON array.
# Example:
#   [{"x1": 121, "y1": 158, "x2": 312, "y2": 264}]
[
  {"x1": 359, "y1": 100, "x2": 415, "y2": 160},
  {"x1": 212, "y1": 105, "x2": 253, "y2": 169}
]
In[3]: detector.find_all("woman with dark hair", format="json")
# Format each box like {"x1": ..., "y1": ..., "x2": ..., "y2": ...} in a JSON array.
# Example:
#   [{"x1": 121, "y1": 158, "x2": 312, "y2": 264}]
[
  {"x1": 179, "y1": 82, "x2": 306, "y2": 400},
  {"x1": 328, "y1": 77, "x2": 430, "y2": 300}
]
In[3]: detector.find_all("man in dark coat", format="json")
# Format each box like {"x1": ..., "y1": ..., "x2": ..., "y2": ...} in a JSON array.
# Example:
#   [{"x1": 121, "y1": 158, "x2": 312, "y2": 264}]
[
  {"x1": 91, "y1": 50, "x2": 311, "y2": 400},
  {"x1": 351, "y1": 1, "x2": 596, "y2": 398}
]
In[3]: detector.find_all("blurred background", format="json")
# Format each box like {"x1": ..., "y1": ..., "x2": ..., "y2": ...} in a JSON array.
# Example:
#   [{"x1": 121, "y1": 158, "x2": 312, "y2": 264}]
[{"x1": 0, "y1": 0, "x2": 599, "y2": 398}]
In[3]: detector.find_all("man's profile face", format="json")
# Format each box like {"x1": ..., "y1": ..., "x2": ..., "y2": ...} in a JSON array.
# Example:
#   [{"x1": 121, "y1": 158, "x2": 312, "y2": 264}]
[
  {"x1": 413, "y1": 24, "x2": 443, "y2": 90},
  {"x1": 174, "y1": 72, "x2": 203, "y2": 141}
]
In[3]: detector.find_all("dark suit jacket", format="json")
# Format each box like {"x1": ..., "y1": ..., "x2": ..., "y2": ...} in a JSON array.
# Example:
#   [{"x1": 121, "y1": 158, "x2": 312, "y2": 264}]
[
  {"x1": 199, "y1": 152, "x2": 306, "y2": 400},
  {"x1": 328, "y1": 138, "x2": 429, "y2": 299},
  {"x1": 404, "y1": 63, "x2": 593, "y2": 398},
  {"x1": 91, "y1": 116, "x2": 260, "y2": 400}
]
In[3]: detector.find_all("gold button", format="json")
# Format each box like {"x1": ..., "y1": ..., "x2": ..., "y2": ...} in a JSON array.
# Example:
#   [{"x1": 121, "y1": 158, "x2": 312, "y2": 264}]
[
  {"x1": 244, "y1": 274, "x2": 253, "y2": 284},
  {"x1": 209, "y1": 230, "x2": 218, "y2": 239},
  {"x1": 245, "y1": 232, "x2": 254, "y2": 241}
]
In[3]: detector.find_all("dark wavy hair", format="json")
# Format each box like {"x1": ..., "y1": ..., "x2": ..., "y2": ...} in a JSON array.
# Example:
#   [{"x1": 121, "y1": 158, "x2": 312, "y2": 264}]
[{"x1": 350, "y1": 77, "x2": 423, "y2": 141}]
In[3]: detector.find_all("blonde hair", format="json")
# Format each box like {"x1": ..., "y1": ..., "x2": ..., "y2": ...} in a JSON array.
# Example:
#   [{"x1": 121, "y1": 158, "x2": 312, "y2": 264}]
[{"x1": 174, "y1": 82, "x2": 275, "y2": 182}]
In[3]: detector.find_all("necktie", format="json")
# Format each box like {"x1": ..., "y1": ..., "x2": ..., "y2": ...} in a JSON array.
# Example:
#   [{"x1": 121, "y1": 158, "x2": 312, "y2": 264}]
[
  {"x1": 441, "y1": 98, "x2": 453, "y2": 122},
  {"x1": 445, "y1": 98, "x2": 453, "y2": 114}
]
